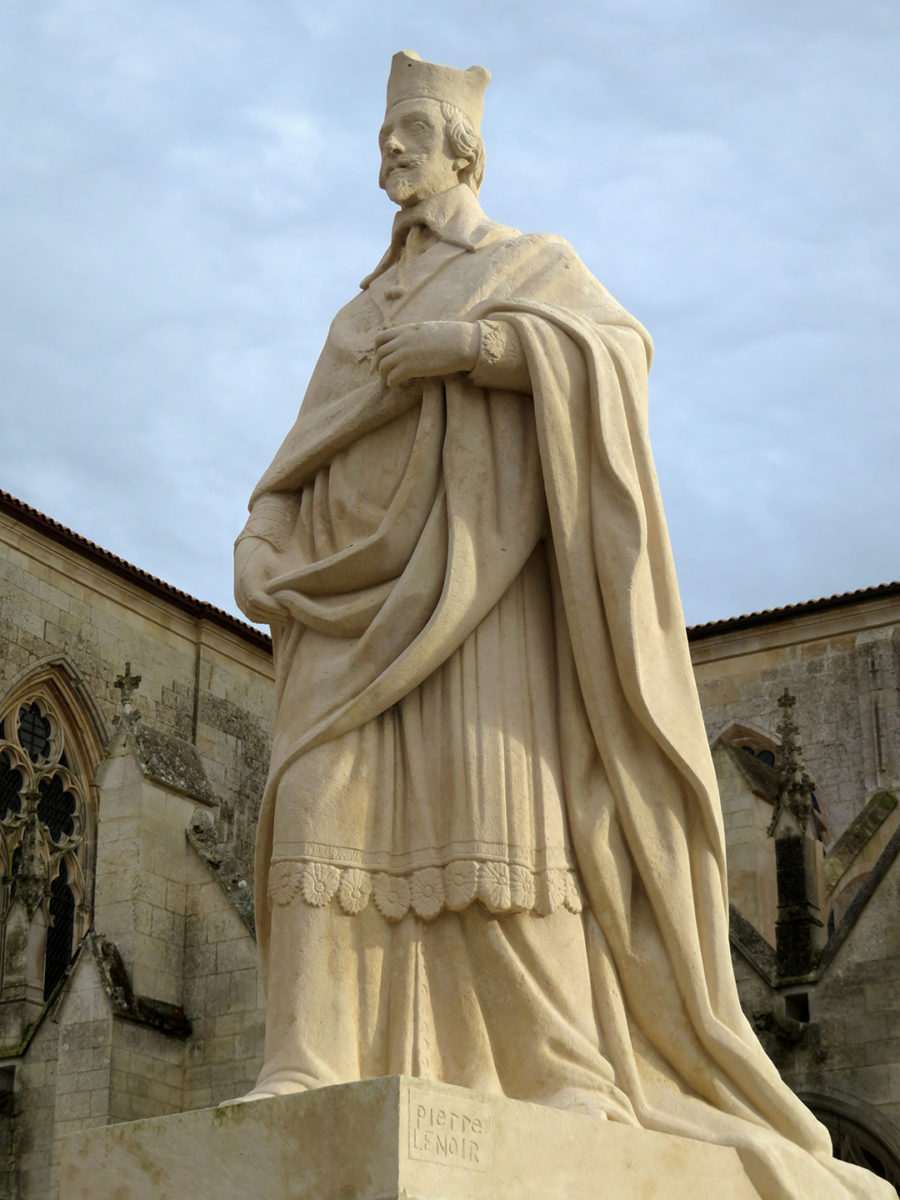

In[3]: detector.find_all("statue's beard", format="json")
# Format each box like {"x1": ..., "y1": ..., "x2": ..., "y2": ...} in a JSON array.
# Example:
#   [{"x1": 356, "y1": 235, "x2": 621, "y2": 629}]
[{"x1": 380, "y1": 157, "x2": 427, "y2": 204}]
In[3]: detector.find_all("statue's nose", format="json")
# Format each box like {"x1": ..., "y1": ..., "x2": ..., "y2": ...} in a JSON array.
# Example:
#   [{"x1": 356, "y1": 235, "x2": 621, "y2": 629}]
[{"x1": 383, "y1": 132, "x2": 403, "y2": 154}]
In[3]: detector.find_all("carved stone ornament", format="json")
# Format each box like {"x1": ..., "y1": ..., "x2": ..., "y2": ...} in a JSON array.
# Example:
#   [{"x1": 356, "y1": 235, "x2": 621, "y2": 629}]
[
  {"x1": 0, "y1": 698, "x2": 85, "y2": 921},
  {"x1": 228, "y1": 50, "x2": 896, "y2": 1199}
]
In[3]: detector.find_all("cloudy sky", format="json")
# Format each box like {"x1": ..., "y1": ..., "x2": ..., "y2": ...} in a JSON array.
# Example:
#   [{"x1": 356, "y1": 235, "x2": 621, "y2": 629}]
[{"x1": 3, "y1": 0, "x2": 897, "y2": 627}]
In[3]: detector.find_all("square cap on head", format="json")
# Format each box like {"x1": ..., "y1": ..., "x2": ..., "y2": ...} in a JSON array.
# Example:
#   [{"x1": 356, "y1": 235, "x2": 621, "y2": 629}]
[{"x1": 386, "y1": 50, "x2": 490, "y2": 132}]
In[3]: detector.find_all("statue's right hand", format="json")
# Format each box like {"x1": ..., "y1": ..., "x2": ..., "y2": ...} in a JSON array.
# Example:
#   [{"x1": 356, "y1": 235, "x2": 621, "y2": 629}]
[
  {"x1": 373, "y1": 321, "x2": 479, "y2": 388},
  {"x1": 234, "y1": 536, "x2": 283, "y2": 623}
]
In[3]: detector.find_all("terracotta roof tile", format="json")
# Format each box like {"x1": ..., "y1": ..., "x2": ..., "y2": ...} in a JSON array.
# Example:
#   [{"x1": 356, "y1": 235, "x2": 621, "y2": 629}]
[
  {"x1": 3, "y1": 490, "x2": 895, "y2": 649},
  {"x1": 687, "y1": 581, "x2": 900, "y2": 641},
  {"x1": 0, "y1": 491, "x2": 271, "y2": 652}
]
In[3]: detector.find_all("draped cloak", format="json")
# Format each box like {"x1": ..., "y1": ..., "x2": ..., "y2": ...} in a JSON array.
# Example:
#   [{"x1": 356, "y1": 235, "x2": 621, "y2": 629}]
[{"x1": 237, "y1": 195, "x2": 893, "y2": 1200}]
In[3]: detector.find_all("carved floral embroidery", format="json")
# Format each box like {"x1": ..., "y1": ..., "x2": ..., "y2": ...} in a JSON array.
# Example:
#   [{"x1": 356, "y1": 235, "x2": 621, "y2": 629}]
[
  {"x1": 538, "y1": 868, "x2": 569, "y2": 916},
  {"x1": 300, "y1": 862, "x2": 340, "y2": 907},
  {"x1": 268, "y1": 861, "x2": 304, "y2": 906},
  {"x1": 478, "y1": 319, "x2": 508, "y2": 365},
  {"x1": 271, "y1": 859, "x2": 582, "y2": 921},
  {"x1": 509, "y1": 864, "x2": 536, "y2": 912},
  {"x1": 337, "y1": 867, "x2": 371, "y2": 915},
  {"x1": 478, "y1": 861, "x2": 511, "y2": 912},
  {"x1": 443, "y1": 859, "x2": 478, "y2": 909},
  {"x1": 373, "y1": 872, "x2": 411, "y2": 920},
  {"x1": 410, "y1": 867, "x2": 444, "y2": 919}
]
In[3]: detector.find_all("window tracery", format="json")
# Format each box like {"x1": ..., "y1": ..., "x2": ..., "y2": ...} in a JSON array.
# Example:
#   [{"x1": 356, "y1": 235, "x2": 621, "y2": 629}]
[
  {"x1": 720, "y1": 721, "x2": 781, "y2": 767},
  {"x1": 808, "y1": 1103, "x2": 900, "y2": 1190},
  {"x1": 0, "y1": 690, "x2": 93, "y2": 1002},
  {"x1": 719, "y1": 718, "x2": 825, "y2": 823}
]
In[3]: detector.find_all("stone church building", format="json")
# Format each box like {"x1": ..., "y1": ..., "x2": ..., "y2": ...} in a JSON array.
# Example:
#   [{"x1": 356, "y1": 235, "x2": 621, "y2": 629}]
[{"x1": 1, "y1": 488, "x2": 898, "y2": 1197}]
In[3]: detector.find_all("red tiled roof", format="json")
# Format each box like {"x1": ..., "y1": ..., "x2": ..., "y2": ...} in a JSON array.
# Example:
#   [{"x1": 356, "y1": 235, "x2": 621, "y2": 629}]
[
  {"x1": 0, "y1": 491, "x2": 272, "y2": 652},
  {"x1": 3, "y1": 490, "x2": 896, "y2": 649},
  {"x1": 687, "y1": 581, "x2": 900, "y2": 641}
]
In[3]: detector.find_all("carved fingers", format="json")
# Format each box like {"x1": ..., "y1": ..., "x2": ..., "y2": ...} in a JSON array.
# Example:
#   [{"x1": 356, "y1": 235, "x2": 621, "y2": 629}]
[
  {"x1": 234, "y1": 537, "x2": 283, "y2": 623},
  {"x1": 373, "y1": 321, "x2": 480, "y2": 389}
]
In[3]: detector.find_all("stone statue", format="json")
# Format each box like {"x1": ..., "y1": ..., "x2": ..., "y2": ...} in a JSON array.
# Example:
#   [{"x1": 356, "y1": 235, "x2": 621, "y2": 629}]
[{"x1": 234, "y1": 51, "x2": 892, "y2": 1199}]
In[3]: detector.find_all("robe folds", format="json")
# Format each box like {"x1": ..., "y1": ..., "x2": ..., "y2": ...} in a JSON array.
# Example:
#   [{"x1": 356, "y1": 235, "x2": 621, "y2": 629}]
[{"x1": 237, "y1": 208, "x2": 893, "y2": 1199}]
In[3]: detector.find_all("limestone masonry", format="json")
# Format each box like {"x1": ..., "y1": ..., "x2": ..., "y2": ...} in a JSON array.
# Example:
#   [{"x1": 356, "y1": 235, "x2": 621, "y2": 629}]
[{"x1": 1, "y1": 490, "x2": 898, "y2": 1196}]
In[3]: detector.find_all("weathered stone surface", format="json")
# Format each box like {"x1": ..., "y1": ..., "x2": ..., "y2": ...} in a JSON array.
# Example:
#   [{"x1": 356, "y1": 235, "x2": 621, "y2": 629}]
[
  {"x1": 59, "y1": 1076, "x2": 760, "y2": 1200},
  {"x1": 2, "y1": 53, "x2": 900, "y2": 1197},
  {"x1": 0, "y1": 494, "x2": 274, "y2": 884},
  {"x1": 134, "y1": 723, "x2": 216, "y2": 804},
  {"x1": 692, "y1": 608, "x2": 900, "y2": 845},
  {"x1": 228, "y1": 49, "x2": 894, "y2": 1200},
  {"x1": 825, "y1": 790, "x2": 899, "y2": 890},
  {"x1": 90, "y1": 933, "x2": 192, "y2": 1039},
  {"x1": 186, "y1": 809, "x2": 254, "y2": 935}
]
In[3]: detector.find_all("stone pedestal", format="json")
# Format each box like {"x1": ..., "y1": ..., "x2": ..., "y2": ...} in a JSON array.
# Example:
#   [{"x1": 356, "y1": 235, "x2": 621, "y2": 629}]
[{"x1": 60, "y1": 1075, "x2": 759, "y2": 1199}]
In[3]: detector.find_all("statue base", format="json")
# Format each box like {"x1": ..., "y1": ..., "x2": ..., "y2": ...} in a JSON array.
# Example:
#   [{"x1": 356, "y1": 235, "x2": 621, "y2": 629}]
[{"x1": 60, "y1": 1075, "x2": 759, "y2": 1198}]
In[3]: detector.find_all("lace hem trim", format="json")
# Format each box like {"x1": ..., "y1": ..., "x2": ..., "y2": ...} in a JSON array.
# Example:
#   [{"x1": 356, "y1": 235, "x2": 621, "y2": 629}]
[{"x1": 267, "y1": 859, "x2": 584, "y2": 921}]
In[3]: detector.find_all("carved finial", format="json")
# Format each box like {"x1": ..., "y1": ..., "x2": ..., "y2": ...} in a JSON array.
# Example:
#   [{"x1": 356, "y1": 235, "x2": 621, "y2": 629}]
[
  {"x1": 769, "y1": 689, "x2": 816, "y2": 836},
  {"x1": 113, "y1": 663, "x2": 143, "y2": 738},
  {"x1": 114, "y1": 663, "x2": 142, "y2": 716},
  {"x1": 776, "y1": 689, "x2": 800, "y2": 771}
]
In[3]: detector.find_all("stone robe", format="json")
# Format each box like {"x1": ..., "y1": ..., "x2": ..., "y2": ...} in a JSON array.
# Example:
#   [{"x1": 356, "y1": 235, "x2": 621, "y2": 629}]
[{"x1": 237, "y1": 185, "x2": 893, "y2": 1200}]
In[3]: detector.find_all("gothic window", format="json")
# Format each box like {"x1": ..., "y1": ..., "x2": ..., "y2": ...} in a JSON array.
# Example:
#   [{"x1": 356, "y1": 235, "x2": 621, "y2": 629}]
[
  {"x1": 808, "y1": 1104, "x2": 900, "y2": 1191},
  {"x1": 45, "y1": 860, "x2": 76, "y2": 999},
  {"x1": 0, "y1": 753, "x2": 23, "y2": 822},
  {"x1": 741, "y1": 745, "x2": 776, "y2": 768},
  {"x1": 37, "y1": 775, "x2": 77, "y2": 842},
  {"x1": 721, "y1": 721, "x2": 825, "y2": 821},
  {"x1": 17, "y1": 703, "x2": 52, "y2": 763},
  {"x1": 0, "y1": 685, "x2": 95, "y2": 1004},
  {"x1": 719, "y1": 721, "x2": 780, "y2": 766}
]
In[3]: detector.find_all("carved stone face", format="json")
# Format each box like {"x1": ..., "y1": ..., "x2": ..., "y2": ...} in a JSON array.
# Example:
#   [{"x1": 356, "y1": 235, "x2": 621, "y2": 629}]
[{"x1": 378, "y1": 98, "x2": 462, "y2": 208}]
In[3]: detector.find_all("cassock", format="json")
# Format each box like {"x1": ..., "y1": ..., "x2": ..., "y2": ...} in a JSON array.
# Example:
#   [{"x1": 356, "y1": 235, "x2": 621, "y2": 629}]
[{"x1": 236, "y1": 182, "x2": 893, "y2": 1200}]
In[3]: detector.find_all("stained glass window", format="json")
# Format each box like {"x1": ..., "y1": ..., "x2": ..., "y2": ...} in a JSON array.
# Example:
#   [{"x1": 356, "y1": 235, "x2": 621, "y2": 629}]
[
  {"x1": 44, "y1": 860, "x2": 75, "y2": 1000},
  {"x1": 812, "y1": 1107, "x2": 900, "y2": 1190},
  {"x1": 0, "y1": 752, "x2": 23, "y2": 821},
  {"x1": 0, "y1": 686, "x2": 92, "y2": 1011},
  {"x1": 17, "y1": 703, "x2": 51, "y2": 763},
  {"x1": 37, "y1": 775, "x2": 77, "y2": 842}
]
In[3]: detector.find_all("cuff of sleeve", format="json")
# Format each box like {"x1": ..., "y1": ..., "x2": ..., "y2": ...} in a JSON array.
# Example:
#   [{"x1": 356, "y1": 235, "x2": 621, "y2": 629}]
[
  {"x1": 468, "y1": 320, "x2": 531, "y2": 392},
  {"x1": 236, "y1": 493, "x2": 299, "y2": 552}
]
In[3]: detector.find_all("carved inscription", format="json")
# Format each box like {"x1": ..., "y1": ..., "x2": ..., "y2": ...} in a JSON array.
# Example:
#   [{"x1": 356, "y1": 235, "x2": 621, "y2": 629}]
[{"x1": 408, "y1": 1095, "x2": 492, "y2": 1171}]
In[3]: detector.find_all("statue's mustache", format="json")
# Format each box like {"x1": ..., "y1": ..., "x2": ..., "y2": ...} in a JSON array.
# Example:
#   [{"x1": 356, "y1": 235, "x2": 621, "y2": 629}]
[{"x1": 386, "y1": 156, "x2": 425, "y2": 172}]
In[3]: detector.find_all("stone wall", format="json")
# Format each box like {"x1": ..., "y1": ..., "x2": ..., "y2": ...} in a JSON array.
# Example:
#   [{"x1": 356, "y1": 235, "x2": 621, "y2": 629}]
[
  {"x1": 0, "y1": 498, "x2": 274, "y2": 879},
  {"x1": 691, "y1": 594, "x2": 900, "y2": 843},
  {"x1": 733, "y1": 835, "x2": 900, "y2": 1177},
  {"x1": 182, "y1": 826, "x2": 263, "y2": 1113},
  {"x1": 3, "y1": 769, "x2": 266, "y2": 1199},
  {"x1": 0, "y1": 497, "x2": 269, "y2": 1198},
  {"x1": 2, "y1": 493, "x2": 899, "y2": 1196}
]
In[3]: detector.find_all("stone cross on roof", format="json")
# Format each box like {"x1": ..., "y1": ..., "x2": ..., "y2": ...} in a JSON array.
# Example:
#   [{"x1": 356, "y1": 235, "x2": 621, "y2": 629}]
[{"x1": 114, "y1": 662, "x2": 142, "y2": 717}]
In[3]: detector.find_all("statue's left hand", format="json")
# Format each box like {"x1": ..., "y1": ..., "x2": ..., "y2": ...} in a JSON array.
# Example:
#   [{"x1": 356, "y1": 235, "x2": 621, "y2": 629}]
[
  {"x1": 373, "y1": 321, "x2": 479, "y2": 388},
  {"x1": 234, "y1": 536, "x2": 284, "y2": 624}
]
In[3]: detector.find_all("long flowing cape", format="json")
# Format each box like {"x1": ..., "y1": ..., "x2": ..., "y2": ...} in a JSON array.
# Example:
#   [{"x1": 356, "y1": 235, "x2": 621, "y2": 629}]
[{"x1": 241, "y1": 232, "x2": 892, "y2": 1199}]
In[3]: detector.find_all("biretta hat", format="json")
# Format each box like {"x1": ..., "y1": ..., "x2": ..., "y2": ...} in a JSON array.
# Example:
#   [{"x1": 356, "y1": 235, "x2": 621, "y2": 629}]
[{"x1": 386, "y1": 51, "x2": 490, "y2": 133}]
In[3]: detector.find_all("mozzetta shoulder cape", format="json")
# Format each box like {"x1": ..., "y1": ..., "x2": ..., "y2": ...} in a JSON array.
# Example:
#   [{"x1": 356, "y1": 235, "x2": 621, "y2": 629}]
[{"x1": 238, "y1": 197, "x2": 892, "y2": 1200}]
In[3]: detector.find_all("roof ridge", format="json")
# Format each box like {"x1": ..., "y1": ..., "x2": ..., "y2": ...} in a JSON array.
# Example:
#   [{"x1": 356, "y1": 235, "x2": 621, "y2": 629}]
[
  {"x1": 4, "y1": 489, "x2": 897, "y2": 647},
  {"x1": 0, "y1": 490, "x2": 271, "y2": 652},
  {"x1": 688, "y1": 580, "x2": 900, "y2": 641}
]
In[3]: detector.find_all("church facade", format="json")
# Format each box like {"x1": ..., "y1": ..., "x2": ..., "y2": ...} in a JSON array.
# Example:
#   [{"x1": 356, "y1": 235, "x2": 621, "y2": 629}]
[{"x1": 1, "y1": 489, "x2": 898, "y2": 1197}]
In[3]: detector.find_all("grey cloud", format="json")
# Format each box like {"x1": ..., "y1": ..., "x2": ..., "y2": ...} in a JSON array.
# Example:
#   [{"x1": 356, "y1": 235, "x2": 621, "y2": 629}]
[{"x1": 2, "y1": 0, "x2": 897, "y2": 627}]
